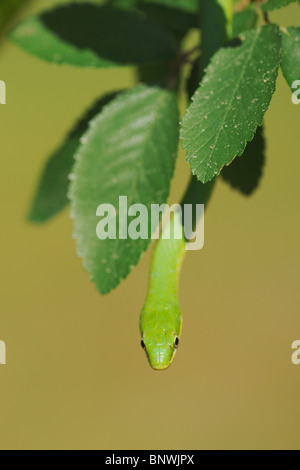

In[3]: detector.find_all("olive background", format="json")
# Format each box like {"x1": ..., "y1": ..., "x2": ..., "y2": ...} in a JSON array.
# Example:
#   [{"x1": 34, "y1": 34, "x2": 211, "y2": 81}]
[{"x1": 0, "y1": 0, "x2": 300, "y2": 450}]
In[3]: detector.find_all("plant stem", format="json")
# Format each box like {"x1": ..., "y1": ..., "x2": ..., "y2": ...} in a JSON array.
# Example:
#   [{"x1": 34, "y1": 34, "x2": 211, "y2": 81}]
[{"x1": 255, "y1": 0, "x2": 270, "y2": 23}]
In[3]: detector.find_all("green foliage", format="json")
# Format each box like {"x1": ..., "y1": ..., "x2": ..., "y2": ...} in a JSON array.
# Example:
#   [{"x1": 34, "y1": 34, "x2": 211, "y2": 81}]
[
  {"x1": 232, "y1": 5, "x2": 258, "y2": 37},
  {"x1": 281, "y1": 27, "x2": 300, "y2": 88},
  {"x1": 112, "y1": 0, "x2": 200, "y2": 12},
  {"x1": 201, "y1": 0, "x2": 230, "y2": 69},
  {"x1": 111, "y1": 0, "x2": 138, "y2": 8},
  {"x1": 9, "y1": 4, "x2": 177, "y2": 68},
  {"x1": 69, "y1": 85, "x2": 179, "y2": 294},
  {"x1": 137, "y1": 3, "x2": 198, "y2": 35},
  {"x1": 262, "y1": 0, "x2": 298, "y2": 12},
  {"x1": 111, "y1": 0, "x2": 199, "y2": 37},
  {"x1": 10, "y1": 0, "x2": 299, "y2": 294},
  {"x1": 28, "y1": 93, "x2": 118, "y2": 223},
  {"x1": 181, "y1": 24, "x2": 281, "y2": 183},
  {"x1": 221, "y1": 127, "x2": 265, "y2": 196},
  {"x1": 140, "y1": 0, "x2": 200, "y2": 13}
]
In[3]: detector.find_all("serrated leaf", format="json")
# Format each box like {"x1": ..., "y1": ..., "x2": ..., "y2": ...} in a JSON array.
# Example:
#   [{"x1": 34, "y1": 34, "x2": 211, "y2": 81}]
[
  {"x1": 9, "y1": 4, "x2": 177, "y2": 68},
  {"x1": 262, "y1": 0, "x2": 298, "y2": 12},
  {"x1": 280, "y1": 27, "x2": 300, "y2": 89},
  {"x1": 180, "y1": 24, "x2": 281, "y2": 183},
  {"x1": 233, "y1": 6, "x2": 258, "y2": 37},
  {"x1": 28, "y1": 94, "x2": 118, "y2": 223},
  {"x1": 221, "y1": 126, "x2": 265, "y2": 196},
  {"x1": 69, "y1": 84, "x2": 179, "y2": 294}
]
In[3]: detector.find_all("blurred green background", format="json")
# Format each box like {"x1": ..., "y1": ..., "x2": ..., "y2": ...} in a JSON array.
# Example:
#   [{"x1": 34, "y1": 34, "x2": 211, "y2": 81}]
[{"x1": 0, "y1": 0, "x2": 300, "y2": 450}]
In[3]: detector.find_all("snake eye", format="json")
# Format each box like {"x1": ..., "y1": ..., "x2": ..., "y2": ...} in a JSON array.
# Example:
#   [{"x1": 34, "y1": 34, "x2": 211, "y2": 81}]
[
  {"x1": 141, "y1": 339, "x2": 146, "y2": 349},
  {"x1": 174, "y1": 337, "x2": 179, "y2": 348}
]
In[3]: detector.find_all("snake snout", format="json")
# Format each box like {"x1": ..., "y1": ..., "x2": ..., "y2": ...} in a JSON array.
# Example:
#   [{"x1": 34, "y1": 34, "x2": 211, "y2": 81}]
[
  {"x1": 141, "y1": 328, "x2": 179, "y2": 370},
  {"x1": 147, "y1": 345, "x2": 175, "y2": 371}
]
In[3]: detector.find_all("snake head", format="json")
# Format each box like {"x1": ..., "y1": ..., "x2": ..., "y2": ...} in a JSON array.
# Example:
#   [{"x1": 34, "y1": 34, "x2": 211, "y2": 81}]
[{"x1": 141, "y1": 328, "x2": 180, "y2": 370}]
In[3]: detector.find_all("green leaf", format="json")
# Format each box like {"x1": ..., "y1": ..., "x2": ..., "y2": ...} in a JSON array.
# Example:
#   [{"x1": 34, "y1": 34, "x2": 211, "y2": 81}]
[
  {"x1": 111, "y1": 0, "x2": 200, "y2": 14},
  {"x1": 233, "y1": 6, "x2": 258, "y2": 37},
  {"x1": 110, "y1": 0, "x2": 138, "y2": 9},
  {"x1": 9, "y1": 4, "x2": 177, "y2": 68},
  {"x1": 110, "y1": 0, "x2": 199, "y2": 35},
  {"x1": 137, "y1": 3, "x2": 198, "y2": 35},
  {"x1": 201, "y1": 0, "x2": 230, "y2": 70},
  {"x1": 262, "y1": 0, "x2": 298, "y2": 12},
  {"x1": 140, "y1": 0, "x2": 200, "y2": 14},
  {"x1": 221, "y1": 127, "x2": 266, "y2": 196},
  {"x1": 280, "y1": 27, "x2": 300, "y2": 89},
  {"x1": 29, "y1": 93, "x2": 118, "y2": 223},
  {"x1": 69, "y1": 84, "x2": 179, "y2": 294},
  {"x1": 180, "y1": 24, "x2": 281, "y2": 183}
]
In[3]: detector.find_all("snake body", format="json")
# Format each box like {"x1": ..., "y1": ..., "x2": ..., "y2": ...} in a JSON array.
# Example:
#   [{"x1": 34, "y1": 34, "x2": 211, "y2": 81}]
[
  {"x1": 140, "y1": 178, "x2": 215, "y2": 369},
  {"x1": 140, "y1": 211, "x2": 185, "y2": 369}
]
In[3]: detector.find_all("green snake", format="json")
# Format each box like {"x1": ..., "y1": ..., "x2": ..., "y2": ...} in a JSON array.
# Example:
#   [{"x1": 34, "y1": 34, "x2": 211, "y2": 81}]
[
  {"x1": 140, "y1": 178, "x2": 215, "y2": 369},
  {"x1": 140, "y1": 0, "x2": 233, "y2": 370}
]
